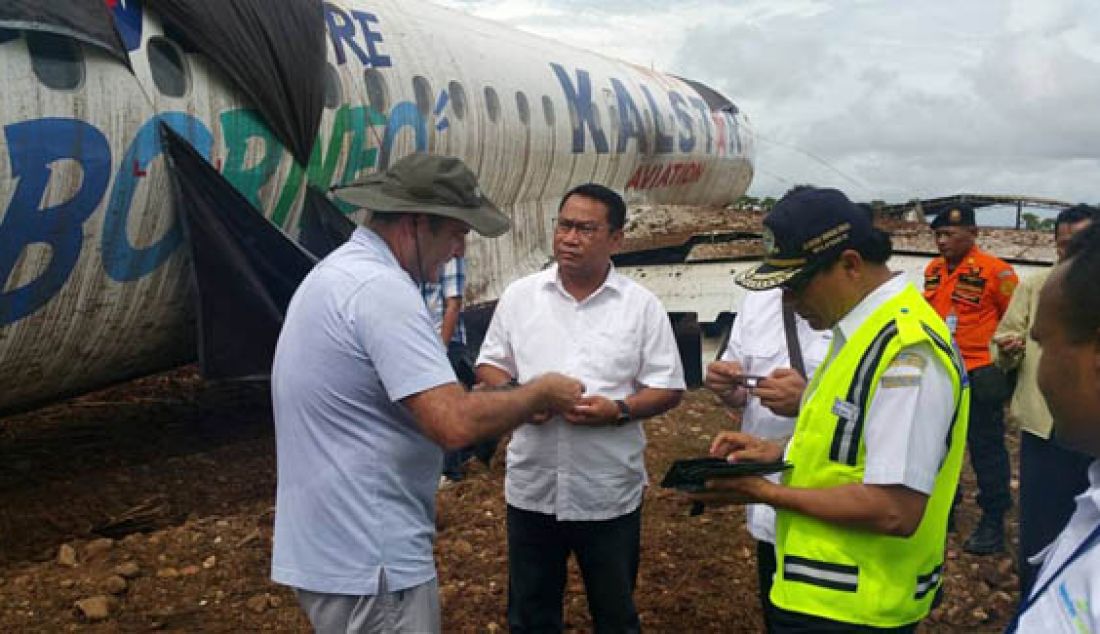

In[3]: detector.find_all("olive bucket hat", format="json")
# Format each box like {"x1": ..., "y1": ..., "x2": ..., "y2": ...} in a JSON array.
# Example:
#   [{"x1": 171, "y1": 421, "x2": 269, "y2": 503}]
[{"x1": 333, "y1": 154, "x2": 511, "y2": 237}]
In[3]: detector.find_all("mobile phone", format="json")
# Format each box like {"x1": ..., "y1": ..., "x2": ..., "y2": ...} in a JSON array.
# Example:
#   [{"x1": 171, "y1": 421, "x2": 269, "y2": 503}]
[{"x1": 734, "y1": 374, "x2": 767, "y2": 388}]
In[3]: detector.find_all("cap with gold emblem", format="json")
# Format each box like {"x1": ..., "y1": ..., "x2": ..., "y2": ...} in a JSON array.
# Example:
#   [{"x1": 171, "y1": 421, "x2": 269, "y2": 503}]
[
  {"x1": 930, "y1": 203, "x2": 976, "y2": 229},
  {"x1": 736, "y1": 187, "x2": 873, "y2": 291}
]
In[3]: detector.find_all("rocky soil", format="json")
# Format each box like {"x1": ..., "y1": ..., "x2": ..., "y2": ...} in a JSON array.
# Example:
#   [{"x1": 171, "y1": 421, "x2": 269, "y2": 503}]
[{"x1": 1, "y1": 368, "x2": 1020, "y2": 632}]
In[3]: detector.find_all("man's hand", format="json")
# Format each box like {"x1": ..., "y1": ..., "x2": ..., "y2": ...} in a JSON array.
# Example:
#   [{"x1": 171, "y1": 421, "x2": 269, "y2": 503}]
[
  {"x1": 564, "y1": 395, "x2": 618, "y2": 426},
  {"x1": 528, "y1": 372, "x2": 584, "y2": 417},
  {"x1": 705, "y1": 360, "x2": 749, "y2": 407},
  {"x1": 686, "y1": 475, "x2": 772, "y2": 508},
  {"x1": 994, "y1": 333, "x2": 1026, "y2": 355},
  {"x1": 754, "y1": 368, "x2": 806, "y2": 417},
  {"x1": 710, "y1": 431, "x2": 785, "y2": 464}
]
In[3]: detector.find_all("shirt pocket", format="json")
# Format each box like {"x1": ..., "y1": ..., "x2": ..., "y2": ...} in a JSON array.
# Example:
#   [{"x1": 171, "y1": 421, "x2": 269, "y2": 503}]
[
  {"x1": 588, "y1": 325, "x2": 642, "y2": 386},
  {"x1": 741, "y1": 338, "x2": 782, "y2": 373}
]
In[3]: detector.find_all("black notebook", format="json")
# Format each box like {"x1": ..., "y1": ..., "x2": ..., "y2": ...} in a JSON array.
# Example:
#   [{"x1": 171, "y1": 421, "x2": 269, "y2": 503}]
[{"x1": 660, "y1": 457, "x2": 791, "y2": 493}]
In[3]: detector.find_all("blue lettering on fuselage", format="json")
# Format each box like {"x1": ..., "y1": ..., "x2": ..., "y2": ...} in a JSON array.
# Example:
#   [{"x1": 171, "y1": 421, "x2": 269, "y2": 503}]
[
  {"x1": 550, "y1": 63, "x2": 609, "y2": 155},
  {"x1": 640, "y1": 85, "x2": 675, "y2": 154},
  {"x1": 101, "y1": 113, "x2": 213, "y2": 282},
  {"x1": 110, "y1": 0, "x2": 145, "y2": 52},
  {"x1": 668, "y1": 91, "x2": 696, "y2": 153},
  {"x1": 324, "y1": 3, "x2": 392, "y2": 68},
  {"x1": 379, "y1": 102, "x2": 427, "y2": 169},
  {"x1": 0, "y1": 56, "x2": 728, "y2": 326},
  {"x1": 610, "y1": 78, "x2": 647, "y2": 154},
  {"x1": 0, "y1": 119, "x2": 112, "y2": 325}
]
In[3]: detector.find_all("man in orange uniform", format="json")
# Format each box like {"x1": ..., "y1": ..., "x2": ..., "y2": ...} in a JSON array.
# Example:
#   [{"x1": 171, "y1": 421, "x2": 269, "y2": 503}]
[{"x1": 923, "y1": 203, "x2": 1018, "y2": 554}]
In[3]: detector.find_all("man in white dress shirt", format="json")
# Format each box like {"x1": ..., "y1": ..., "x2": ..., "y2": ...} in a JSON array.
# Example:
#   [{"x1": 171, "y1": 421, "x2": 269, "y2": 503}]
[
  {"x1": 1012, "y1": 221, "x2": 1100, "y2": 632},
  {"x1": 705, "y1": 288, "x2": 831, "y2": 629},
  {"x1": 476, "y1": 183, "x2": 685, "y2": 633}
]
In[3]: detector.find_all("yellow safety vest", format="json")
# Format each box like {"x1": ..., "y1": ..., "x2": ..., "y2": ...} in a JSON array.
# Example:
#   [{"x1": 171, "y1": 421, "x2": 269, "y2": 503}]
[{"x1": 772, "y1": 284, "x2": 970, "y2": 628}]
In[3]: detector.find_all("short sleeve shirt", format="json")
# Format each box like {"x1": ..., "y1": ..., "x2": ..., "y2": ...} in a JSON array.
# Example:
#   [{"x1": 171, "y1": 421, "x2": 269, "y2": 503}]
[
  {"x1": 476, "y1": 264, "x2": 686, "y2": 521},
  {"x1": 270, "y1": 228, "x2": 456, "y2": 595},
  {"x1": 720, "y1": 288, "x2": 832, "y2": 542},
  {"x1": 815, "y1": 275, "x2": 957, "y2": 495}
]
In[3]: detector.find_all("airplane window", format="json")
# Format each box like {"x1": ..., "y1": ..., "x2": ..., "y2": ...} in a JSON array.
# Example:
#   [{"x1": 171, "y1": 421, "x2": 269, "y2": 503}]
[
  {"x1": 364, "y1": 68, "x2": 388, "y2": 114},
  {"x1": 484, "y1": 86, "x2": 500, "y2": 123},
  {"x1": 323, "y1": 63, "x2": 342, "y2": 109},
  {"x1": 413, "y1": 75, "x2": 432, "y2": 117},
  {"x1": 147, "y1": 37, "x2": 189, "y2": 98},
  {"x1": 542, "y1": 95, "x2": 555, "y2": 126},
  {"x1": 448, "y1": 81, "x2": 467, "y2": 121},
  {"x1": 26, "y1": 31, "x2": 84, "y2": 92},
  {"x1": 515, "y1": 91, "x2": 530, "y2": 125}
]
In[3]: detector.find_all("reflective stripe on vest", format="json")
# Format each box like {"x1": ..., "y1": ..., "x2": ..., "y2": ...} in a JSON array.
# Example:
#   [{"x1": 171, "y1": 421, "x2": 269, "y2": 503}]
[
  {"x1": 829, "y1": 321, "x2": 898, "y2": 466},
  {"x1": 914, "y1": 563, "x2": 944, "y2": 600},
  {"x1": 784, "y1": 555, "x2": 859, "y2": 593}
]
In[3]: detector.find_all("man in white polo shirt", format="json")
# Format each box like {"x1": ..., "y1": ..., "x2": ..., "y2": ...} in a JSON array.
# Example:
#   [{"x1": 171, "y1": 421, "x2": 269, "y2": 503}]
[
  {"x1": 270, "y1": 154, "x2": 584, "y2": 633},
  {"x1": 476, "y1": 183, "x2": 685, "y2": 632}
]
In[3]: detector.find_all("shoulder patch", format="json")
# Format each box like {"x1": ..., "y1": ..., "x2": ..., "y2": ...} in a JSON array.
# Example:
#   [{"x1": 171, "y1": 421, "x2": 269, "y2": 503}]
[
  {"x1": 881, "y1": 375, "x2": 921, "y2": 389},
  {"x1": 1000, "y1": 279, "x2": 1017, "y2": 296},
  {"x1": 890, "y1": 351, "x2": 928, "y2": 371}
]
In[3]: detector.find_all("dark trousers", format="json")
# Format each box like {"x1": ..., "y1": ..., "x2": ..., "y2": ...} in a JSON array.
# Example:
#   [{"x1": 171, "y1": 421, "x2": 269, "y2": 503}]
[
  {"x1": 1018, "y1": 431, "x2": 1092, "y2": 595},
  {"x1": 756, "y1": 540, "x2": 777, "y2": 632},
  {"x1": 966, "y1": 375, "x2": 1012, "y2": 519},
  {"x1": 769, "y1": 606, "x2": 917, "y2": 633},
  {"x1": 441, "y1": 342, "x2": 497, "y2": 480},
  {"x1": 507, "y1": 504, "x2": 641, "y2": 633}
]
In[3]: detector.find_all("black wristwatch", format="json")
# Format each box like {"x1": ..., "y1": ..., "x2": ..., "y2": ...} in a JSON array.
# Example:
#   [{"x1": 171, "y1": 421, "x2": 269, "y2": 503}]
[{"x1": 614, "y1": 399, "x2": 632, "y2": 425}]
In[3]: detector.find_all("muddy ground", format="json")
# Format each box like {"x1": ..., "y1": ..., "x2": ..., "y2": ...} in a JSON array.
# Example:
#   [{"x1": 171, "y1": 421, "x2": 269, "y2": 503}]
[{"x1": 1, "y1": 367, "x2": 1019, "y2": 632}]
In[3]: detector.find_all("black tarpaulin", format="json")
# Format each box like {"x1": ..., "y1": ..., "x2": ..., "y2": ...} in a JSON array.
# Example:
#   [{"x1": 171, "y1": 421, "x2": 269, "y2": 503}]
[
  {"x1": 299, "y1": 186, "x2": 356, "y2": 259},
  {"x1": 0, "y1": 0, "x2": 129, "y2": 64},
  {"x1": 148, "y1": 0, "x2": 325, "y2": 166},
  {"x1": 161, "y1": 124, "x2": 317, "y2": 381}
]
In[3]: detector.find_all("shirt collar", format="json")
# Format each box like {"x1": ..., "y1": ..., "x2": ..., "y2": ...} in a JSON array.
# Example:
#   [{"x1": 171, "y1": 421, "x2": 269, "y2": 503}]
[
  {"x1": 942, "y1": 245, "x2": 981, "y2": 271},
  {"x1": 833, "y1": 273, "x2": 909, "y2": 342},
  {"x1": 1085, "y1": 460, "x2": 1100, "y2": 510},
  {"x1": 539, "y1": 262, "x2": 625, "y2": 301},
  {"x1": 351, "y1": 226, "x2": 402, "y2": 270}
]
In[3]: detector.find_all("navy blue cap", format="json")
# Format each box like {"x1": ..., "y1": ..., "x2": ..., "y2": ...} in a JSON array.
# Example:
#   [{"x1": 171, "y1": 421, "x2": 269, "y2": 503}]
[
  {"x1": 930, "y1": 203, "x2": 976, "y2": 229},
  {"x1": 736, "y1": 188, "x2": 873, "y2": 291}
]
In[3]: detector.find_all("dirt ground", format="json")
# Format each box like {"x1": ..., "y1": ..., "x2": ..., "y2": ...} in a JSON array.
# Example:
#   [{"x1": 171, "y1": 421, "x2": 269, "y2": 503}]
[{"x1": 0, "y1": 367, "x2": 1020, "y2": 632}]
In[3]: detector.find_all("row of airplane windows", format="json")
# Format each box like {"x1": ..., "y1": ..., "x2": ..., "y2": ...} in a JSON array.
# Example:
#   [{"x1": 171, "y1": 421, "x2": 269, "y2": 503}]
[
  {"x1": 9, "y1": 29, "x2": 550, "y2": 127},
  {"x1": 8, "y1": 29, "x2": 666, "y2": 143}
]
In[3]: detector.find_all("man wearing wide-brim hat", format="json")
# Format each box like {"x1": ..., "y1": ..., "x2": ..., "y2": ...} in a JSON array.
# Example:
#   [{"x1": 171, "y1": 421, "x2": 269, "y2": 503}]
[
  {"x1": 270, "y1": 153, "x2": 584, "y2": 633},
  {"x1": 689, "y1": 187, "x2": 970, "y2": 632}
]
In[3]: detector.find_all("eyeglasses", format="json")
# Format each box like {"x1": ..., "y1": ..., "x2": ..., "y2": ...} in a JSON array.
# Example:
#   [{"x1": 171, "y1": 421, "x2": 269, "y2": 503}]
[{"x1": 554, "y1": 218, "x2": 605, "y2": 238}]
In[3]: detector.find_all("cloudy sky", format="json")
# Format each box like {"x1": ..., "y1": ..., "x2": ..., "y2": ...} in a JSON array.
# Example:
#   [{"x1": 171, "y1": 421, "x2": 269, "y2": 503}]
[{"x1": 436, "y1": 0, "x2": 1100, "y2": 206}]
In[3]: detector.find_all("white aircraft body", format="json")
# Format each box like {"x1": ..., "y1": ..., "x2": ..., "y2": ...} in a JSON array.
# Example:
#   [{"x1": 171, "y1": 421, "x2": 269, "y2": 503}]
[{"x1": 0, "y1": 0, "x2": 754, "y2": 413}]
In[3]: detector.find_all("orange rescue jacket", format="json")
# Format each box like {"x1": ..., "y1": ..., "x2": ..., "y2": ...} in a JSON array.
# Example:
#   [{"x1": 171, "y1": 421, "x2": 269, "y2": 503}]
[{"x1": 923, "y1": 246, "x2": 1017, "y2": 371}]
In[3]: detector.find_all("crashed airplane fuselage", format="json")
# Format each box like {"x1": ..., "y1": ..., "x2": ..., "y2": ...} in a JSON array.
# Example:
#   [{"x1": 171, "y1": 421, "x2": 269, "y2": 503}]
[{"x1": 0, "y1": 0, "x2": 754, "y2": 413}]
